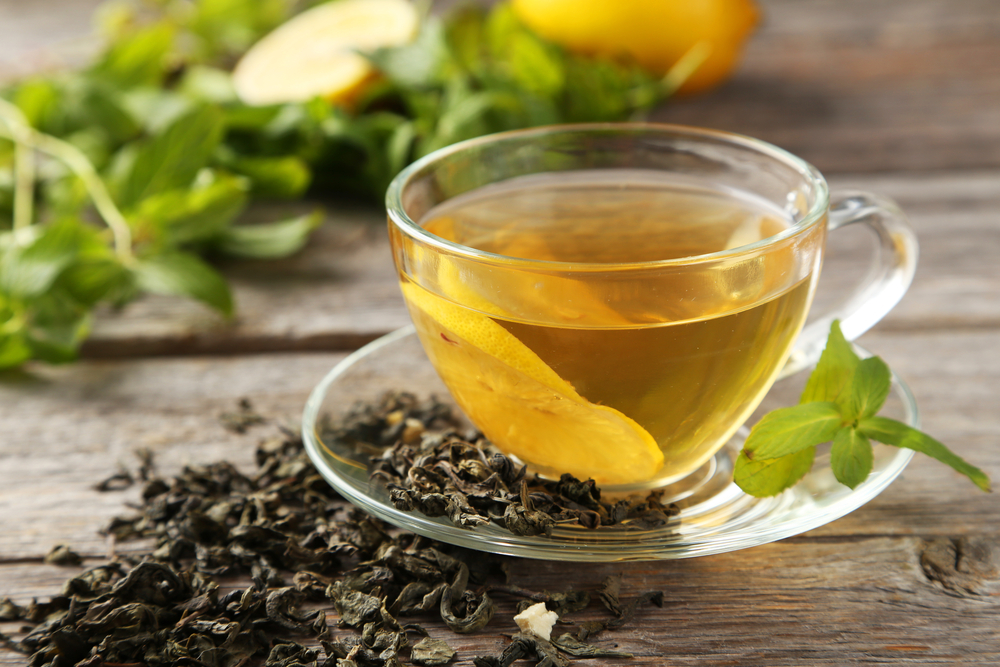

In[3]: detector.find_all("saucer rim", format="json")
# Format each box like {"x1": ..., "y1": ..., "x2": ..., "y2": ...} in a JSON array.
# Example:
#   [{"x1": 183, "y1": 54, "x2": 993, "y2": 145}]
[{"x1": 302, "y1": 325, "x2": 917, "y2": 562}]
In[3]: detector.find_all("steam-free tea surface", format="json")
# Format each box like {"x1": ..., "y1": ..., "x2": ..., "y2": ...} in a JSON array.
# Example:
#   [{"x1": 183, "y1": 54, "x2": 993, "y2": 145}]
[{"x1": 404, "y1": 172, "x2": 819, "y2": 486}]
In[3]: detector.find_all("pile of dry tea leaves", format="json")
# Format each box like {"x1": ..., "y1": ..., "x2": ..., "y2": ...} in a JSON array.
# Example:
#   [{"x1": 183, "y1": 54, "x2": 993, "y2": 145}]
[
  {"x1": 0, "y1": 400, "x2": 664, "y2": 667},
  {"x1": 325, "y1": 392, "x2": 679, "y2": 536}
]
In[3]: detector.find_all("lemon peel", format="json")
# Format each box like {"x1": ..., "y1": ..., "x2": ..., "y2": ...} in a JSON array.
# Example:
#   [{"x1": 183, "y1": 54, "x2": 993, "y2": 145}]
[{"x1": 401, "y1": 280, "x2": 663, "y2": 484}]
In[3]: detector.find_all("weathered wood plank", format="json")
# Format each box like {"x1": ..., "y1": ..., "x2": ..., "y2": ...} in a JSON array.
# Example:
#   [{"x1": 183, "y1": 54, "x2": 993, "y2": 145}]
[
  {"x1": 2, "y1": 329, "x2": 997, "y2": 562},
  {"x1": 0, "y1": 0, "x2": 102, "y2": 83},
  {"x1": 2, "y1": 536, "x2": 998, "y2": 665},
  {"x1": 655, "y1": 0, "x2": 1000, "y2": 174}
]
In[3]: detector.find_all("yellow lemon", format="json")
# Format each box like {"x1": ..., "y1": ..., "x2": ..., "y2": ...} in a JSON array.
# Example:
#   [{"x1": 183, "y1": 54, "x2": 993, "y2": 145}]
[
  {"x1": 511, "y1": 0, "x2": 760, "y2": 96},
  {"x1": 401, "y1": 280, "x2": 664, "y2": 485},
  {"x1": 233, "y1": 0, "x2": 419, "y2": 106}
]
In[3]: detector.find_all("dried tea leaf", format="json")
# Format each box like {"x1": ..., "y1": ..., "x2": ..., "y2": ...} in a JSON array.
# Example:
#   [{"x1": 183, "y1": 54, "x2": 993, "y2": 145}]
[
  {"x1": 356, "y1": 392, "x2": 680, "y2": 535},
  {"x1": 410, "y1": 636, "x2": 457, "y2": 665},
  {"x1": 43, "y1": 544, "x2": 82, "y2": 566},
  {"x1": 6, "y1": 398, "x2": 673, "y2": 666}
]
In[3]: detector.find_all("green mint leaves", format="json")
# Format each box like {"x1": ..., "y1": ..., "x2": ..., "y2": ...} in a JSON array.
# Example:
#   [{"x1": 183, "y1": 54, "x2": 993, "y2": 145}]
[
  {"x1": 734, "y1": 321, "x2": 991, "y2": 497},
  {"x1": 1, "y1": 1, "x2": 675, "y2": 370}
]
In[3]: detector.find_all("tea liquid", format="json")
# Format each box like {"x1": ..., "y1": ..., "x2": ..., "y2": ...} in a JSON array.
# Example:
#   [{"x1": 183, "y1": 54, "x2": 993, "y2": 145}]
[{"x1": 406, "y1": 171, "x2": 818, "y2": 485}]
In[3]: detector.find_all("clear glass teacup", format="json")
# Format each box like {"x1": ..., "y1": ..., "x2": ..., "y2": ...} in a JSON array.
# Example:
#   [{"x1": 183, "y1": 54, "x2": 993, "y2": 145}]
[{"x1": 387, "y1": 124, "x2": 916, "y2": 491}]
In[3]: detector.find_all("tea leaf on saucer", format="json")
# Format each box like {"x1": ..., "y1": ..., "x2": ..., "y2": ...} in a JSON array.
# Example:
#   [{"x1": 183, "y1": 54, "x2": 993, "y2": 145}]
[
  {"x1": 859, "y1": 416, "x2": 991, "y2": 492},
  {"x1": 829, "y1": 427, "x2": 874, "y2": 489},
  {"x1": 799, "y1": 320, "x2": 859, "y2": 404},
  {"x1": 742, "y1": 402, "x2": 842, "y2": 460},
  {"x1": 733, "y1": 447, "x2": 815, "y2": 497}
]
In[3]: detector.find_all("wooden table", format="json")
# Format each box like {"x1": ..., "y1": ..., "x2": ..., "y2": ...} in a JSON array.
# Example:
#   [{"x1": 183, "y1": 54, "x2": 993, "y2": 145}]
[{"x1": 2, "y1": 0, "x2": 998, "y2": 664}]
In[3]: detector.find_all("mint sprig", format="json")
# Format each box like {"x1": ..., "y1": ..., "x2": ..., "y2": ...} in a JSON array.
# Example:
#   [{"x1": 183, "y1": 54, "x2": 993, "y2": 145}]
[
  {"x1": 734, "y1": 321, "x2": 991, "y2": 497},
  {"x1": 0, "y1": 1, "x2": 675, "y2": 369}
]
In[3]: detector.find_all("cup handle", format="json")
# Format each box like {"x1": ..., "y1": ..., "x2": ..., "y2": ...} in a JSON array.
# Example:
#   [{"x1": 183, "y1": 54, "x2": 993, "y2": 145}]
[{"x1": 780, "y1": 191, "x2": 919, "y2": 378}]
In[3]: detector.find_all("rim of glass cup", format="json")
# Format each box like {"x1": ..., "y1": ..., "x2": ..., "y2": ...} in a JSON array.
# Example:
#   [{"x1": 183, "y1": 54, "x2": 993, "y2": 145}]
[{"x1": 385, "y1": 122, "x2": 831, "y2": 270}]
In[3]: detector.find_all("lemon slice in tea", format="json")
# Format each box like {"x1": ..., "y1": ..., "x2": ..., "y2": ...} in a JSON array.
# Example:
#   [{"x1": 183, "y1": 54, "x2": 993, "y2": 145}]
[
  {"x1": 233, "y1": 0, "x2": 419, "y2": 106},
  {"x1": 401, "y1": 281, "x2": 663, "y2": 485}
]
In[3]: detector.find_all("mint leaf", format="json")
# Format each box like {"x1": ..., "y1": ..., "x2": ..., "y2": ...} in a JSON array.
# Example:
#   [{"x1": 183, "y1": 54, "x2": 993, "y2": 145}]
[
  {"x1": 829, "y1": 427, "x2": 874, "y2": 489},
  {"x1": 23, "y1": 290, "x2": 91, "y2": 364},
  {"x1": 859, "y1": 417, "x2": 991, "y2": 492},
  {"x1": 0, "y1": 331, "x2": 32, "y2": 369},
  {"x1": 799, "y1": 320, "x2": 860, "y2": 404},
  {"x1": 734, "y1": 447, "x2": 815, "y2": 497},
  {"x1": 58, "y1": 257, "x2": 133, "y2": 306},
  {"x1": 221, "y1": 155, "x2": 311, "y2": 200},
  {"x1": 130, "y1": 174, "x2": 248, "y2": 246},
  {"x1": 842, "y1": 355, "x2": 892, "y2": 421},
  {"x1": 134, "y1": 252, "x2": 233, "y2": 316},
  {"x1": 117, "y1": 105, "x2": 224, "y2": 209},
  {"x1": 0, "y1": 220, "x2": 80, "y2": 298},
  {"x1": 214, "y1": 212, "x2": 322, "y2": 259},
  {"x1": 743, "y1": 402, "x2": 843, "y2": 461},
  {"x1": 367, "y1": 18, "x2": 450, "y2": 88},
  {"x1": 90, "y1": 22, "x2": 175, "y2": 89}
]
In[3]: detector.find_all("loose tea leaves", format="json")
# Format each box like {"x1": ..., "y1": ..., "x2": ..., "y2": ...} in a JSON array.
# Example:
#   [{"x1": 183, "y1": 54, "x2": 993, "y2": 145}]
[
  {"x1": 1, "y1": 406, "x2": 664, "y2": 666},
  {"x1": 325, "y1": 391, "x2": 679, "y2": 535}
]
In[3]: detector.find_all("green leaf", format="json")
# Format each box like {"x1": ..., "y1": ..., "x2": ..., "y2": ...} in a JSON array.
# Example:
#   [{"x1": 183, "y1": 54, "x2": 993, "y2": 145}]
[
  {"x1": 134, "y1": 252, "x2": 233, "y2": 316},
  {"x1": 829, "y1": 427, "x2": 874, "y2": 489},
  {"x1": 117, "y1": 105, "x2": 224, "y2": 209},
  {"x1": 386, "y1": 121, "x2": 417, "y2": 177},
  {"x1": 507, "y1": 31, "x2": 564, "y2": 96},
  {"x1": 859, "y1": 417, "x2": 991, "y2": 492},
  {"x1": 58, "y1": 257, "x2": 134, "y2": 306},
  {"x1": 78, "y1": 80, "x2": 142, "y2": 145},
  {"x1": 734, "y1": 447, "x2": 815, "y2": 498},
  {"x1": 179, "y1": 66, "x2": 239, "y2": 104},
  {"x1": 743, "y1": 402, "x2": 844, "y2": 461},
  {"x1": 220, "y1": 155, "x2": 311, "y2": 200},
  {"x1": 214, "y1": 212, "x2": 322, "y2": 259},
  {"x1": 367, "y1": 18, "x2": 450, "y2": 88},
  {"x1": 843, "y1": 356, "x2": 892, "y2": 421},
  {"x1": 90, "y1": 22, "x2": 175, "y2": 89},
  {"x1": 0, "y1": 331, "x2": 31, "y2": 369},
  {"x1": 0, "y1": 220, "x2": 81, "y2": 298},
  {"x1": 129, "y1": 173, "x2": 249, "y2": 246},
  {"x1": 187, "y1": 0, "x2": 290, "y2": 60},
  {"x1": 120, "y1": 88, "x2": 195, "y2": 135},
  {"x1": 23, "y1": 290, "x2": 91, "y2": 364},
  {"x1": 12, "y1": 78, "x2": 63, "y2": 132},
  {"x1": 800, "y1": 320, "x2": 860, "y2": 404}
]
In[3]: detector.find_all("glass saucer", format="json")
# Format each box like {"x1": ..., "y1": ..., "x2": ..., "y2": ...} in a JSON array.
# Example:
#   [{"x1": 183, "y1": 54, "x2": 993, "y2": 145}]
[{"x1": 302, "y1": 326, "x2": 917, "y2": 562}]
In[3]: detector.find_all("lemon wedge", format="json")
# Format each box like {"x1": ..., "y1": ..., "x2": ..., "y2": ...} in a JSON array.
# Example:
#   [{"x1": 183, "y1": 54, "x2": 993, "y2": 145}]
[
  {"x1": 401, "y1": 280, "x2": 663, "y2": 485},
  {"x1": 233, "y1": 0, "x2": 419, "y2": 106}
]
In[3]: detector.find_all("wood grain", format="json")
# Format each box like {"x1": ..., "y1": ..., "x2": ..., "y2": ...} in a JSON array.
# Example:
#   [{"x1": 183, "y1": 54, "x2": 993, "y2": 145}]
[{"x1": 655, "y1": 0, "x2": 1000, "y2": 175}]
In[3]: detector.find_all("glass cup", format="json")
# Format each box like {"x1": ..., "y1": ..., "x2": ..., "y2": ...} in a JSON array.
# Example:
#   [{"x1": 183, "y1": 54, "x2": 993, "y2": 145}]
[{"x1": 386, "y1": 124, "x2": 917, "y2": 491}]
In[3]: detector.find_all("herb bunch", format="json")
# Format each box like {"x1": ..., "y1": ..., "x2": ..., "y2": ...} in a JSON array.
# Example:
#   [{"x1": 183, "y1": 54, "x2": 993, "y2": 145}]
[
  {"x1": 0, "y1": 0, "x2": 674, "y2": 369},
  {"x1": 734, "y1": 321, "x2": 991, "y2": 497}
]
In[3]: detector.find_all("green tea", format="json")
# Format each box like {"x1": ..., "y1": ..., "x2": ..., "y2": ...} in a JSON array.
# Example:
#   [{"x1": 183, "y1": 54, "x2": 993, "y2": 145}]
[{"x1": 402, "y1": 171, "x2": 819, "y2": 486}]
